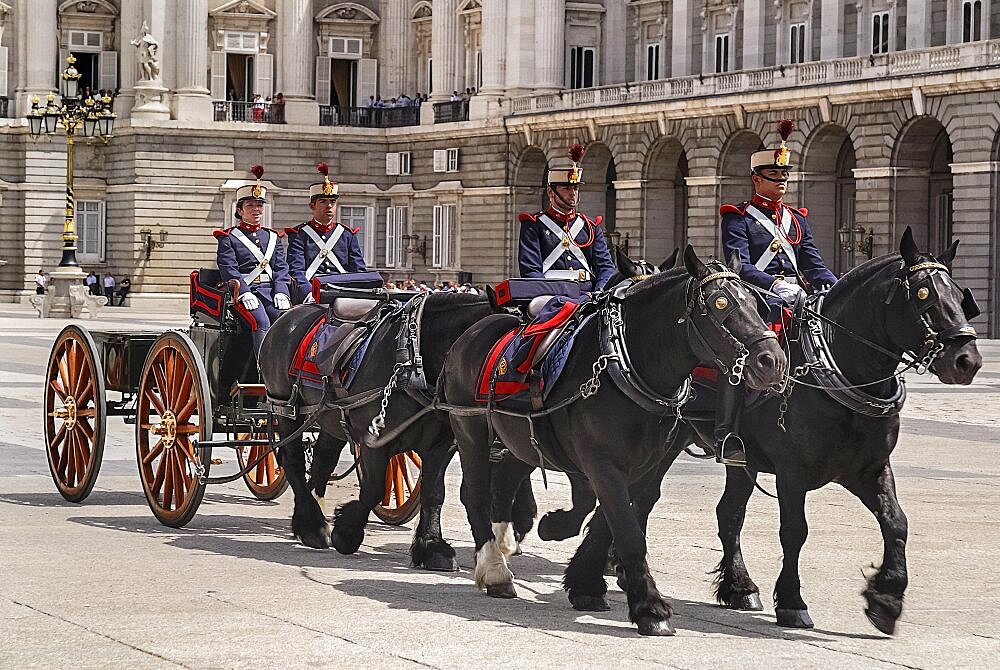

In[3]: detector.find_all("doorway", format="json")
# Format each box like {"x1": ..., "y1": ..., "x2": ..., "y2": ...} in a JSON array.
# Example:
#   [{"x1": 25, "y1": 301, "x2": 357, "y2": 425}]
[{"x1": 331, "y1": 59, "x2": 358, "y2": 107}]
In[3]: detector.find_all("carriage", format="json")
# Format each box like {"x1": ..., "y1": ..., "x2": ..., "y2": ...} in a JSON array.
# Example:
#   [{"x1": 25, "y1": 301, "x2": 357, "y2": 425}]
[{"x1": 42, "y1": 268, "x2": 421, "y2": 528}]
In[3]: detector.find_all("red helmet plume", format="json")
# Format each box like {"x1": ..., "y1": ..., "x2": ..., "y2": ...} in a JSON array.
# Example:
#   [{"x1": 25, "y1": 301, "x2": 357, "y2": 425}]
[
  {"x1": 316, "y1": 162, "x2": 329, "y2": 176},
  {"x1": 249, "y1": 164, "x2": 265, "y2": 179},
  {"x1": 568, "y1": 143, "x2": 586, "y2": 164},
  {"x1": 777, "y1": 119, "x2": 795, "y2": 141}
]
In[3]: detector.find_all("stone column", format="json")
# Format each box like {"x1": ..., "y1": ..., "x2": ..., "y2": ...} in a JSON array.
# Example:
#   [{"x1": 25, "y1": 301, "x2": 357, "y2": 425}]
[
  {"x1": 430, "y1": 0, "x2": 458, "y2": 102},
  {"x1": 381, "y1": 0, "x2": 409, "y2": 98},
  {"x1": 14, "y1": 0, "x2": 57, "y2": 117},
  {"x1": 172, "y1": 0, "x2": 212, "y2": 122},
  {"x1": 533, "y1": 0, "x2": 564, "y2": 92},
  {"x1": 671, "y1": 0, "x2": 691, "y2": 77},
  {"x1": 504, "y1": 0, "x2": 534, "y2": 96},
  {"x1": 276, "y1": 0, "x2": 317, "y2": 125},
  {"x1": 949, "y1": 161, "x2": 996, "y2": 335},
  {"x1": 906, "y1": 0, "x2": 932, "y2": 49},
  {"x1": 853, "y1": 165, "x2": 894, "y2": 258},
  {"x1": 819, "y1": 0, "x2": 844, "y2": 60},
  {"x1": 742, "y1": 0, "x2": 767, "y2": 69}
]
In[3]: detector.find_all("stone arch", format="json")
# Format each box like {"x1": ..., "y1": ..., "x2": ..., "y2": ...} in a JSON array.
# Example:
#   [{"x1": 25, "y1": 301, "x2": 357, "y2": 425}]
[
  {"x1": 893, "y1": 117, "x2": 954, "y2": 253},
  {"x1": 578, "y1": 142, "x2": 615, "y2": 231},
  {"x1": 642, "y1": 137, "x2": 689, "y2": 262},
  {"x1": 718, "y1": 130, "x2": 763, "y2": 207},
  {"x1": 800, "y1": 123, "x2": 857, "y2": 273},
  {"x1": 513, "y1": 145, "x2": 547, "y2": 217}
]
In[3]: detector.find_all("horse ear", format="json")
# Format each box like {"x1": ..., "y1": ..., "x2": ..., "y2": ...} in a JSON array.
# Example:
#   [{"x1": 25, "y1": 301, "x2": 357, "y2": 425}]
[
  {"x1": 659, "y1": 248, "x2": 679, "y2": 272},
  {"x1": 728, "y1": 251, "x2": 742, "y2": 275},
  {"x1": 615, "y1": 246, "x2": 639, "y2": 277},
  {"x1": 938, "y1": 239, "x2": 960, "y2": 268},
  {"x1": 484, "y1": 284, "x2": 503, "y2": 313},
  {"x1": 683, "y1": 244, "x2": 708, "y2": 278},
  {"x1": 899, "y1": 226, "x2": 919, "y2": 264}
]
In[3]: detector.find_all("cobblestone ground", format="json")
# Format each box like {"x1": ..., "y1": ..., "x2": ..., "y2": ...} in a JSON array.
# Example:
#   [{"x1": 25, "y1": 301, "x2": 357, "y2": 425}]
[{"x1": 1, "y1": 304, "x2": 998, "y2": 669}]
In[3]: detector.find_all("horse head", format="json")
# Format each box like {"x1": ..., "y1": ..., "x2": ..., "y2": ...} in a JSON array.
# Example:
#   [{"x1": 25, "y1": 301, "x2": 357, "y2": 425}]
[
  {"x1": 613, "y1": 246, "x2": 678, "y2": 283},
  {"x1": 883, "y1": 226, "x2": 982, "y2": 385},
  {"x1": 681, "y1": 245, "x2": 787, "y2": 391}
]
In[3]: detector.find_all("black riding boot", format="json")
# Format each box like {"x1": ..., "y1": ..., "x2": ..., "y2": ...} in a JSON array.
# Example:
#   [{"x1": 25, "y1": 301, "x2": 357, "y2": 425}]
[{"x1": 714, "y1": 381, "x2": 747, "y2": 467}]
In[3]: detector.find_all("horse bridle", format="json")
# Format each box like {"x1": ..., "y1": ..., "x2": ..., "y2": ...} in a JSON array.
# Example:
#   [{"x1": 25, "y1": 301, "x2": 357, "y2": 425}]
[
  {"x1": 682, "y1": 266, "x2": 778, "y2": 385},
  {"x1": 886, "y1": 260, "x2": 978, "y2": 367}
]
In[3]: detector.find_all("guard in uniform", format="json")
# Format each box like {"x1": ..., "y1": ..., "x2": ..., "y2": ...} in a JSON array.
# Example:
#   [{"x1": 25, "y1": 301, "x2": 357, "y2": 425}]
[
  {"x1": 518, "y1": 143, "x2": 616, "y2": 293},
  {"x1": 214, "y1": 164, "x2": 292, "y2": 355},
  {"x1": 716, "y1": 119, "x2": 838, "y2": 466},
  {"x1": 285, "y1": 162, "x2": 367, "y2": 303}
]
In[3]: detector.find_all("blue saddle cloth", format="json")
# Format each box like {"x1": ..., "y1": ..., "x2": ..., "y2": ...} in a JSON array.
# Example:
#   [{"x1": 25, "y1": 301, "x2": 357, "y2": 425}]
[
  {"x1": 288, "y1": 316, "x2": 375, "y2": 391},
  {"x1": 476, "y1": 296, "x2": 594, "y2": 409}
]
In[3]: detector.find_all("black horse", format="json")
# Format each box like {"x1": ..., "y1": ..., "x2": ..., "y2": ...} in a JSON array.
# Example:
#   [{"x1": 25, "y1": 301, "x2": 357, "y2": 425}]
[
  {"x1": 259, "y1": 292, "x2": 536, "y2": 570},
  {"x1": 443, "y1": 246, "x2": 787, "y2": 636},
  {"x1": 537, "y1": 228, "x2": 983, "y2": 634}
]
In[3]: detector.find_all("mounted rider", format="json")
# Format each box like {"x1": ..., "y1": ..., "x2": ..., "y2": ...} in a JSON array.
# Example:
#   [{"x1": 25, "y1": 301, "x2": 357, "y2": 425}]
[
  {"x1": 285, "y1": 162, "x2": 368, "y2": 304},
  {"x1": 214, "y1": 164, "x2": 292, "y2": 355},
  {"x1": 716, "y1": 119, "x2": 838, "y2": 466},
  {"x1": 517, "y1": 143, "x2": 616, "y2": 295}
]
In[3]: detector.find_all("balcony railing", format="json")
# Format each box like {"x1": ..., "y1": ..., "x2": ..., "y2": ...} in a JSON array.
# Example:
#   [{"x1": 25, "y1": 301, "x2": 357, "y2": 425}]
[
  {"x1": 319, "y1": 105, "x2": 420, "y2": 128},
  {"x1": 213, "y1": 101, "x2": 285, "y2": 124},
  {"x1": 0, "y1": 96, "x2": 8, "y2": 118},
  {"x1": 433, "y1": 100, "x2": 470, "y2": 123},
  {"x1": 509, "y1": 39, "x2": 1000, "y2": 116}
]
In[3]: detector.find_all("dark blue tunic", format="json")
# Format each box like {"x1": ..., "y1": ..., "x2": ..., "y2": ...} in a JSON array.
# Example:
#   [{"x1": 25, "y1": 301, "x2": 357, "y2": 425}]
[{"x1": 518, "y1": 208, "x2": 616, "y2": 293}]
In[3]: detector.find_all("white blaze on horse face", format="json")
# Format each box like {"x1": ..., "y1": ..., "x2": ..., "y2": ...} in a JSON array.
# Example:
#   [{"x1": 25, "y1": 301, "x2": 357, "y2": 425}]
[{"x1": 474, "y1": 522, "x2": 516, "y2": 590}]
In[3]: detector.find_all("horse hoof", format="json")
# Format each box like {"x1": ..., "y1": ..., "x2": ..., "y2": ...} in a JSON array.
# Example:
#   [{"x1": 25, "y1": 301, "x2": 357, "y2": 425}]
[
  {"x1": 512, "y1": 543, "x2": 523, "y2": 557},
  {"x1": 569, "y1": 594, "x2": 611, "y2": 612},
  {"x1": 422, "y1": 553, "x2": 459, "y2": 572},
  {"x1": 537, "y1": 513, "x2": 577, "y2": 542},
  {"x1": 330, "y1": 530, "x2": 362, "y2": 555},
  {"x1": 486, "y1": 583, "x2": 517, "y2": 599},
  {"x1": 726, "y1": 593, "x2": 763, "y2": 611},
  {"x1": 775, "y1": 608, "x2": 814, "y2": 629},
  {"x1": 865, "y1": 606, "x2": 897, "y2": 635},
  {"x1": 636, "y1": 617, "x2": 675, "y2": 636}
]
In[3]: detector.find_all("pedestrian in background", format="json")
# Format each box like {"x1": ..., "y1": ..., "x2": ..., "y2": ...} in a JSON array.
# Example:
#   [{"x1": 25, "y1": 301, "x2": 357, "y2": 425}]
[
  {"x1": 85, "y1": 271, "x2": 99, "y2": 295},
  {"x1": 117, "y1": 276, "x2": 131, "y2": 306},
  {"x1": 103, "y1": 273, "x2": 115, "y2": 303},
  {"x1": 34, "y1": 269, "x2": 47, "y2": 295}
]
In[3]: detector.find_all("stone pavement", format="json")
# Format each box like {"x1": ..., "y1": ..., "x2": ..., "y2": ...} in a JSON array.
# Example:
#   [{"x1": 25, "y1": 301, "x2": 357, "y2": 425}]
[{"x1": 1, "y1": 303, "x2": 998, "y2": 669}]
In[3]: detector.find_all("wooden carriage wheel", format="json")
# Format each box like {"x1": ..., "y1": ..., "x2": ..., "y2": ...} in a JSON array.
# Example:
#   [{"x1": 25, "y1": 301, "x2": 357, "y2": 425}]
[
  {"x1": 44, "y1": 325, "x2": 107, "y2": 502},
  {"x1": 236, "y1": 428, "x2": 288, "y2": 501},
  {"x1": 135, "y1": 331, "x2": 213, "y2": 527},
  {"x1": 372, "y1": 450, "x2": 422, "y2": 525}
]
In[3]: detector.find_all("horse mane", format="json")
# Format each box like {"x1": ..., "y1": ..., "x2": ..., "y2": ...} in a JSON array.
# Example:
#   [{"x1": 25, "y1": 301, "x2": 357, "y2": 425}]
[
  {"x1": 824, "y1": 253, "x2": 903, "y2": 308},
  {"x1": 620, "y1": 265, "x2": 690, "y2": 300}
]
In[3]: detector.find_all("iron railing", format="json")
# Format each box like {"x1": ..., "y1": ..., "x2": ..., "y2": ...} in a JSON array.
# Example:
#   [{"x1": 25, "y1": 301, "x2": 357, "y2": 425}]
[
  {"x1": 433, "y1": 100, "x2": 469, "y2": 123},
  {"x1": 319, "y1": 105, "x2": 420, "y2": 128},
  {"x1": 213, "y1": 101, "x2": 285, "y2": 123}
]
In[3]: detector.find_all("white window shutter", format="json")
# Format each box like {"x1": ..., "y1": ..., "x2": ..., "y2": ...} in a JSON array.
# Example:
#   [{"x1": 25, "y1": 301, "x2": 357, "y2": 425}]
[
  {"x1": 399, "y1": 152, "x2": 411, "y2": 175},
  {"x1": 447, "y1": 148, "x2": 459, "y2": 172},
  {"x1": 255, "y1": 53, "x2": 274, "y2": 97},
  {"x1": 433, "y1": 149, "x2": 447, "y2": 173},
  {"x1": 432, "y1": 205, "x2": 443, "y2": 267},
  {"x1": 211, "y1": 51, "x2": 227, "y2": 99},
  {"x1": 315, "y1": 56, "x2": 331, "y2": 106},
  {"x1": 0, "y1": 47, "x2": 8, "y2": 97},
  {"x1": 445, "y1": 205, "x2": 456, "y2": 267},
  {"x1": 364, "y1": 205, "x2": 375, "y2": 265},
  {"x1": 385, "y1": 207, "x2": 397, "y2": 267},
  {"x1": 355, "y1": 58, "x2": 377, "y2": 106},
  {"x1": 99, "y1": 51, "x2": 117, "y2": 91},
  {"x1": 386, "y1": 152, "x2": 400, "y2": 176}
]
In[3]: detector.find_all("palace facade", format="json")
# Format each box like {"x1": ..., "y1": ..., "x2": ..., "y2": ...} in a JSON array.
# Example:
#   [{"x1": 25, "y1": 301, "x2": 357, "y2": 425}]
[{"x1": 0, "y1": 0, "x2": 998, "y2": 334}]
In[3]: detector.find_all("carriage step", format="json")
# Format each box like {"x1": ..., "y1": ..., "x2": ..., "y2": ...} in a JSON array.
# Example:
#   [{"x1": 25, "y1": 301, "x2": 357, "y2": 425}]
[{"x1": 230, "y1": 383, "x2": 267, "y2": 398}]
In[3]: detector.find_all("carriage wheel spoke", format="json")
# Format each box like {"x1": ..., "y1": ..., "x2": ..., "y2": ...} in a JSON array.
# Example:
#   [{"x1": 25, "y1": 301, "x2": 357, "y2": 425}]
[
  {"x1": 175, "y1": 395, "x2": 198, "y2": 423},
  {"x1": 265, "y1": 450, "x2": 277, "y2": 484},
  {"x1": 66, "y1": 341, "x2": 79, "y2": 392},
  {"x1": 144, "y1": 388, "x2": 165, "y2": 417},
  {"x1": 67, "y1": 431, "x2": 80, "y2": 486},
  {"x1": 174, "y1": 424, "x2": 201, "y2": 435},
  {"x1": 76, "y1": 378, "x2": 95, "y2": 408},
  {"x1": 49, "y1": 423, "x2": 67, "y2": 452},
  {"x1": 74, "y1": 430, "x2": 91, "y2": 478},
  {"x1": 151, "y1": 448, "x2": 168, "y2": 498},
  {"x1": 174, "y1": 366, "x2": 193, "y2": 415},
  {"x1": 162, "y1": 449, "x2": 175, "y2": 509},
  {"x1": 406, "y1": 451, "x2": 422, "y2": 468},
  {"x1": 166, "y1": 350, "x2": 181, "y2": 408},
  {"x1": 54, "y1": 427, "x2": 69, "y2": 475},
  {"x1": 143, "y1": 440, "x2": 165, "y2": 466},
  {"x1": 392, "y1": 465, "x2": 405, "y2": 508},
  {"x1": 76, "y1": 408, "x2": 97, "y2": 418},
  {"x1": 57, "y1": 354, "x2": 71, "y2": 398},
  {"x1": 49, "y1": 379, "x2": 68, "y2": 401},
  {"x1": 77, "y1": 416, "x2": 95, "y2": 442},
  {"x1": 400, "y1": 461, "x2": 414, "y2": 494},
  {"x1": 152, "y1": 360, "x2": 171, "y2": 409},
  {"x1": 173, "y1": 451, "x2": 187, "y2": 509}
]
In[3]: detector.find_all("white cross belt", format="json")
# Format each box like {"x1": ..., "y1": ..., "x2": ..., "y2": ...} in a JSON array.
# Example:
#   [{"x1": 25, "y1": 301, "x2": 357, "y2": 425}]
[
  {"x1": 231, "y1": 228, "x2": 277, "y2": 285},
  {"x1": 538, "y1": 214, "x2": 592, "y2": 280},
  {"x1": 302, "y1": 224, "x2": 346, "y2": 279}
]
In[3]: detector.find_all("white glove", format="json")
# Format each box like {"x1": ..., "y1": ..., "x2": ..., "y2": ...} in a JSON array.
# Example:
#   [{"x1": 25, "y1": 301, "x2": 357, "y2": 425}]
[
  {"x1": 238, "y1": 292, "x2": 260, "y2": 310},
  {"x1": 302, "y1": 293, "x2": 316, "y2": 305},
  {"x1": 771, "y1": 279, "x2": 805, "y2": 305},
  {"x1": 274, "y1": 293, "x2": 291, "y2": 310}
]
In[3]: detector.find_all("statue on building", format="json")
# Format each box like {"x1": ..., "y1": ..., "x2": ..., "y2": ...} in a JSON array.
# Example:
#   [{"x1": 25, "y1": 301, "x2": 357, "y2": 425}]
[{"x1": 130, "y1": 21, "x2": 161, "y2": 83}]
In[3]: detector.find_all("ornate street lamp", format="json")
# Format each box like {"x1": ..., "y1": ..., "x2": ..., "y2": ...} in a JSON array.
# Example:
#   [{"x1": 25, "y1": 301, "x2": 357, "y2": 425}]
[
  {"x1": 838, "y1": 223, "x2": 874, "y2": 261},
  {"x1": 24, "y1": 55, "x2": 117, "y2": 271}
]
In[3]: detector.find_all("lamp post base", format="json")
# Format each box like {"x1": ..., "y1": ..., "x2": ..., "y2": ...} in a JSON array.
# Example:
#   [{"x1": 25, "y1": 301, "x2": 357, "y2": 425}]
[{"x1": 45, "y1": 265, "x2": 87, "y2": 317}]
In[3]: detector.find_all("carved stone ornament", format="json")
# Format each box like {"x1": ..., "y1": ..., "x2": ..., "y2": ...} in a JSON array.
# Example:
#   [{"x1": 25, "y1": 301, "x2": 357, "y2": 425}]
[
  {"x1": 335, "y1": 7, "x2": 358, "y2": 19},
  {"x1": 75, "y1": 1, "x2": 99, "y2": 13},
  {"x1": 414, "y1": 5, "x2": 432, "y2": 19}
]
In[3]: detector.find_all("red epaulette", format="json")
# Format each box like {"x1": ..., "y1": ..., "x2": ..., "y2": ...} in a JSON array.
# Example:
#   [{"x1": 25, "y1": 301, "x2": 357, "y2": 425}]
[
  {"x1": 340, "y1": 222, "x2": 361, "y2": 235},
  {"x1": 518, "y1": 212, "x2": 538, "y2": 224},
  {"x1": 265, "y1": 227, "x2": 285, "y2": 238},
  {"x1": 284, "y1": 225, "x2": 303, "y2": 235},
  {"x1": 581, "y1": 213, "x2": 604, "y2": 228},
  {"x1": 789, "y1": 206, "x2": 808, "y2": 217},
  {"x1": 720, "y1": 202, "x2": 748, "y2": 216},
  {"x1": 212, "y1": 229, "x2": 231, "y2": 239}
]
